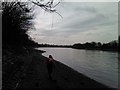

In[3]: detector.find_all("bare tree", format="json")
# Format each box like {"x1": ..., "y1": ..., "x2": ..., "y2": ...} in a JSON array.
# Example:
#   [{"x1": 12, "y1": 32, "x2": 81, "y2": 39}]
[{"x1": 29, "y1": 0, "x2": 63, "y2": 18}]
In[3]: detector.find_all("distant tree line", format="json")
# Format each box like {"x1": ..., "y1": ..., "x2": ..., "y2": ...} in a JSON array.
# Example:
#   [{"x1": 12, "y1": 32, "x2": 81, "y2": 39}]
[
  {"x1": 72, "y1": 40, "x2": 118, "y2": 51},
  {"x1": 37, "y1": 38, "x2": 119, "y2": 52},
  {"x1": 38, "y1": 44, "x2": 72, "y2": 48}
]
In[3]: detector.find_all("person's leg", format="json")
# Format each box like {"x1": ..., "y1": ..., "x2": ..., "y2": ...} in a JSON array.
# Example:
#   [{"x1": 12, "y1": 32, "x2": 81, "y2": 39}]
[
  {"x1": 49, "y1": 68, "x2": 52, "y2": 80},
  {"x1": 49, "y1": 74, "x2": 52, "y2": 79},
  {"x1": 48, "y1": 72, "x2": 52, "y2": 80},
  {"x1": 47, "y1": 67, "x2": 51, "y2": 79}
]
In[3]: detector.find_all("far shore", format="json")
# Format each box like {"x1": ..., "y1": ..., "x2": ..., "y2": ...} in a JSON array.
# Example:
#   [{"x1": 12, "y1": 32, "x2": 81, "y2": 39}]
[{"x1": 37, "y1": 46, "x2": 118, "y2": 52}]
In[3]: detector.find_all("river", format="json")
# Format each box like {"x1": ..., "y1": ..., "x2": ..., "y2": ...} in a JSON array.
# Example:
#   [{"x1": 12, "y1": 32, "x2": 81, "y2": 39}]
[{"x1": 37, "y1": 47, "x2": 118, "y2": 88}]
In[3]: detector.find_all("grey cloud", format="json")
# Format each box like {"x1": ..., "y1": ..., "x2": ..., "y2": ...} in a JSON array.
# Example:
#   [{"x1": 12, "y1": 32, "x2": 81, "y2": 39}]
[
  {"x1": 51, "y1": 12, "x2": 116, "y2": 38},
  {"x1": 0, "y1": 2, "x2": 1, "y2": 10},
  {"x1": 40, "y1": 12, "x2": 115, "y2": 38},
  {"x1": 37, "y1": 28, "x2": 73, "y2": 38},
  {"x1": 38, "y1": 29, "x2": 59, "y2": 36},
  {"x1": 74, "y1": 6, "x2": 97, "y2": 13},
  {"x1": 58, "y1": 13, "x2": 105, "y2": 32},
  {"x1": 59, "y1": 11, "x2": 116, "y2": 32}
]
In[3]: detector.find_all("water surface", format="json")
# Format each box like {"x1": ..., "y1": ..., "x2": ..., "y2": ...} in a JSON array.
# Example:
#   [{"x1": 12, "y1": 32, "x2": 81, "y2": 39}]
[{"x1": 37, "y1": 47, "x2": 118, "y2": 88}]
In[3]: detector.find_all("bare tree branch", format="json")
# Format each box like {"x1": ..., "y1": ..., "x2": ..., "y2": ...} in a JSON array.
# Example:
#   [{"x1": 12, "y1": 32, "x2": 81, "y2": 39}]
[
  {"x1": 55, "y1": 11, "x2": 63, "y2": 18},
  {"x1": 53, "y1": 1, "x2": 61, "y2": 8},
  {"x1": 29, "y1": 0, "x2": 62, "y2": 18}
]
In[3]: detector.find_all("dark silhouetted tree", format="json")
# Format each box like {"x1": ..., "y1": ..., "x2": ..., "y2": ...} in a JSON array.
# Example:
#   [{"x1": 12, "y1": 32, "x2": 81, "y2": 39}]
[
  {"x1": 73, "y1": 41, "x2": 118, "y2": 51},
  {"x1": 2, "y1": 2, "x2": 34, "y2": 48},
  {"x1": 97, "y1": 42, "x2": 102, "y2": 47},
  {"x1": 2, "y1": 1, "x2": 62, "y2": 50},
  {"x1": 118, "y1": 36, "x2": 120, "y2": 50}
]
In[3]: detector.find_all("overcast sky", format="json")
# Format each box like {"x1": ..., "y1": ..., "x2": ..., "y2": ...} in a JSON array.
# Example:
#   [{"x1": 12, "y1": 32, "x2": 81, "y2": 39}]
[{"x1": 28, "y1": 2, "x2": 118, "y2": 45}]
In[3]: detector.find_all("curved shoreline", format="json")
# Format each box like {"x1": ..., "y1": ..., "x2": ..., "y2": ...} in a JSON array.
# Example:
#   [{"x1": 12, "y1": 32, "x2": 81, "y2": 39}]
[
  {"x1": 3, "y1": 48, "x2": 117, "y2": 89},
  {"x1": 17, "y1": 49, "x2": 116, "y2": 89},
  {"x1": 41, "y1": 55, "x2": 112, "y2": 88}
]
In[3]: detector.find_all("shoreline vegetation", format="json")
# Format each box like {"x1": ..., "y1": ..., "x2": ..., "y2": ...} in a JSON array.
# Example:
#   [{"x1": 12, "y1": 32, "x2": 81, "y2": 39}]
[
  {"x1": 35, "y1": 40, "x2": 119, "y2": 52},
  {"x1": 3, "y1": 47, "x2": 117, "y2": 89}
]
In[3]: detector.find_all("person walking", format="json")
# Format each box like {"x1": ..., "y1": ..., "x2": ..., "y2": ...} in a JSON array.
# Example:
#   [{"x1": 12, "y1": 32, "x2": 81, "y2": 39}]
[{"x1": 46, "y1": 55, "x2": 55, "y2": 80}]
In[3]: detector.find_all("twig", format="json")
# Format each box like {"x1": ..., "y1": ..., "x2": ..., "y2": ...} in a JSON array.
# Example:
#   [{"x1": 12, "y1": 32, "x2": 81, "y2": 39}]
[{"x1": 29, "y1": 0, "x2": 63, "y2": 18}]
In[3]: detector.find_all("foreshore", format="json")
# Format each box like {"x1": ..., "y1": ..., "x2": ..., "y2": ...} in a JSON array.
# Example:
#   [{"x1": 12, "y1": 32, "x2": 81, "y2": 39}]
[{"x1": 3, "y1": 48, "x2": 117, "y2": 89}]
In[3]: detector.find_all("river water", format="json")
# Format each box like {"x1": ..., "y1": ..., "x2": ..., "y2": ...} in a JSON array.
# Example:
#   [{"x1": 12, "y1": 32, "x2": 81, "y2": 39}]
[{"x1": 37, "y1": 47, "x2": 118, "y2": 88}]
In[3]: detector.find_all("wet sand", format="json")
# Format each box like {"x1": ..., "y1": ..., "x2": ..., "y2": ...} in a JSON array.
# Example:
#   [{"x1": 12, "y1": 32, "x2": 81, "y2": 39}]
[{"x1": 13, "y1": 49, "x2": 116, "y2": 89}]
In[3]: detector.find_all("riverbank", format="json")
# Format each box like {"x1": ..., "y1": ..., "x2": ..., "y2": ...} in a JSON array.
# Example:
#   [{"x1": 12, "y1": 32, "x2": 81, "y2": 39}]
[
  {"x1": 3, "y1": 48, "x2": 117, "y2": 89},
  {"x1": 72, "y1": 48, "x2": 118, "y2": 52}
]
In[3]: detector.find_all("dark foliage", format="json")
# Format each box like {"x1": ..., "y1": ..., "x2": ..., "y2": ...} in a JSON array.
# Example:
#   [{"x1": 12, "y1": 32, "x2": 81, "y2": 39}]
[
  {"x1": 73, "y1": 40, "x2": 118, "y2": 51},
  {"x1": 38, "y1": 43, "x2": 72, "y2": 48},
  {"x1": 2, "y1": 2, "x2": 38, "y2": 50}
]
